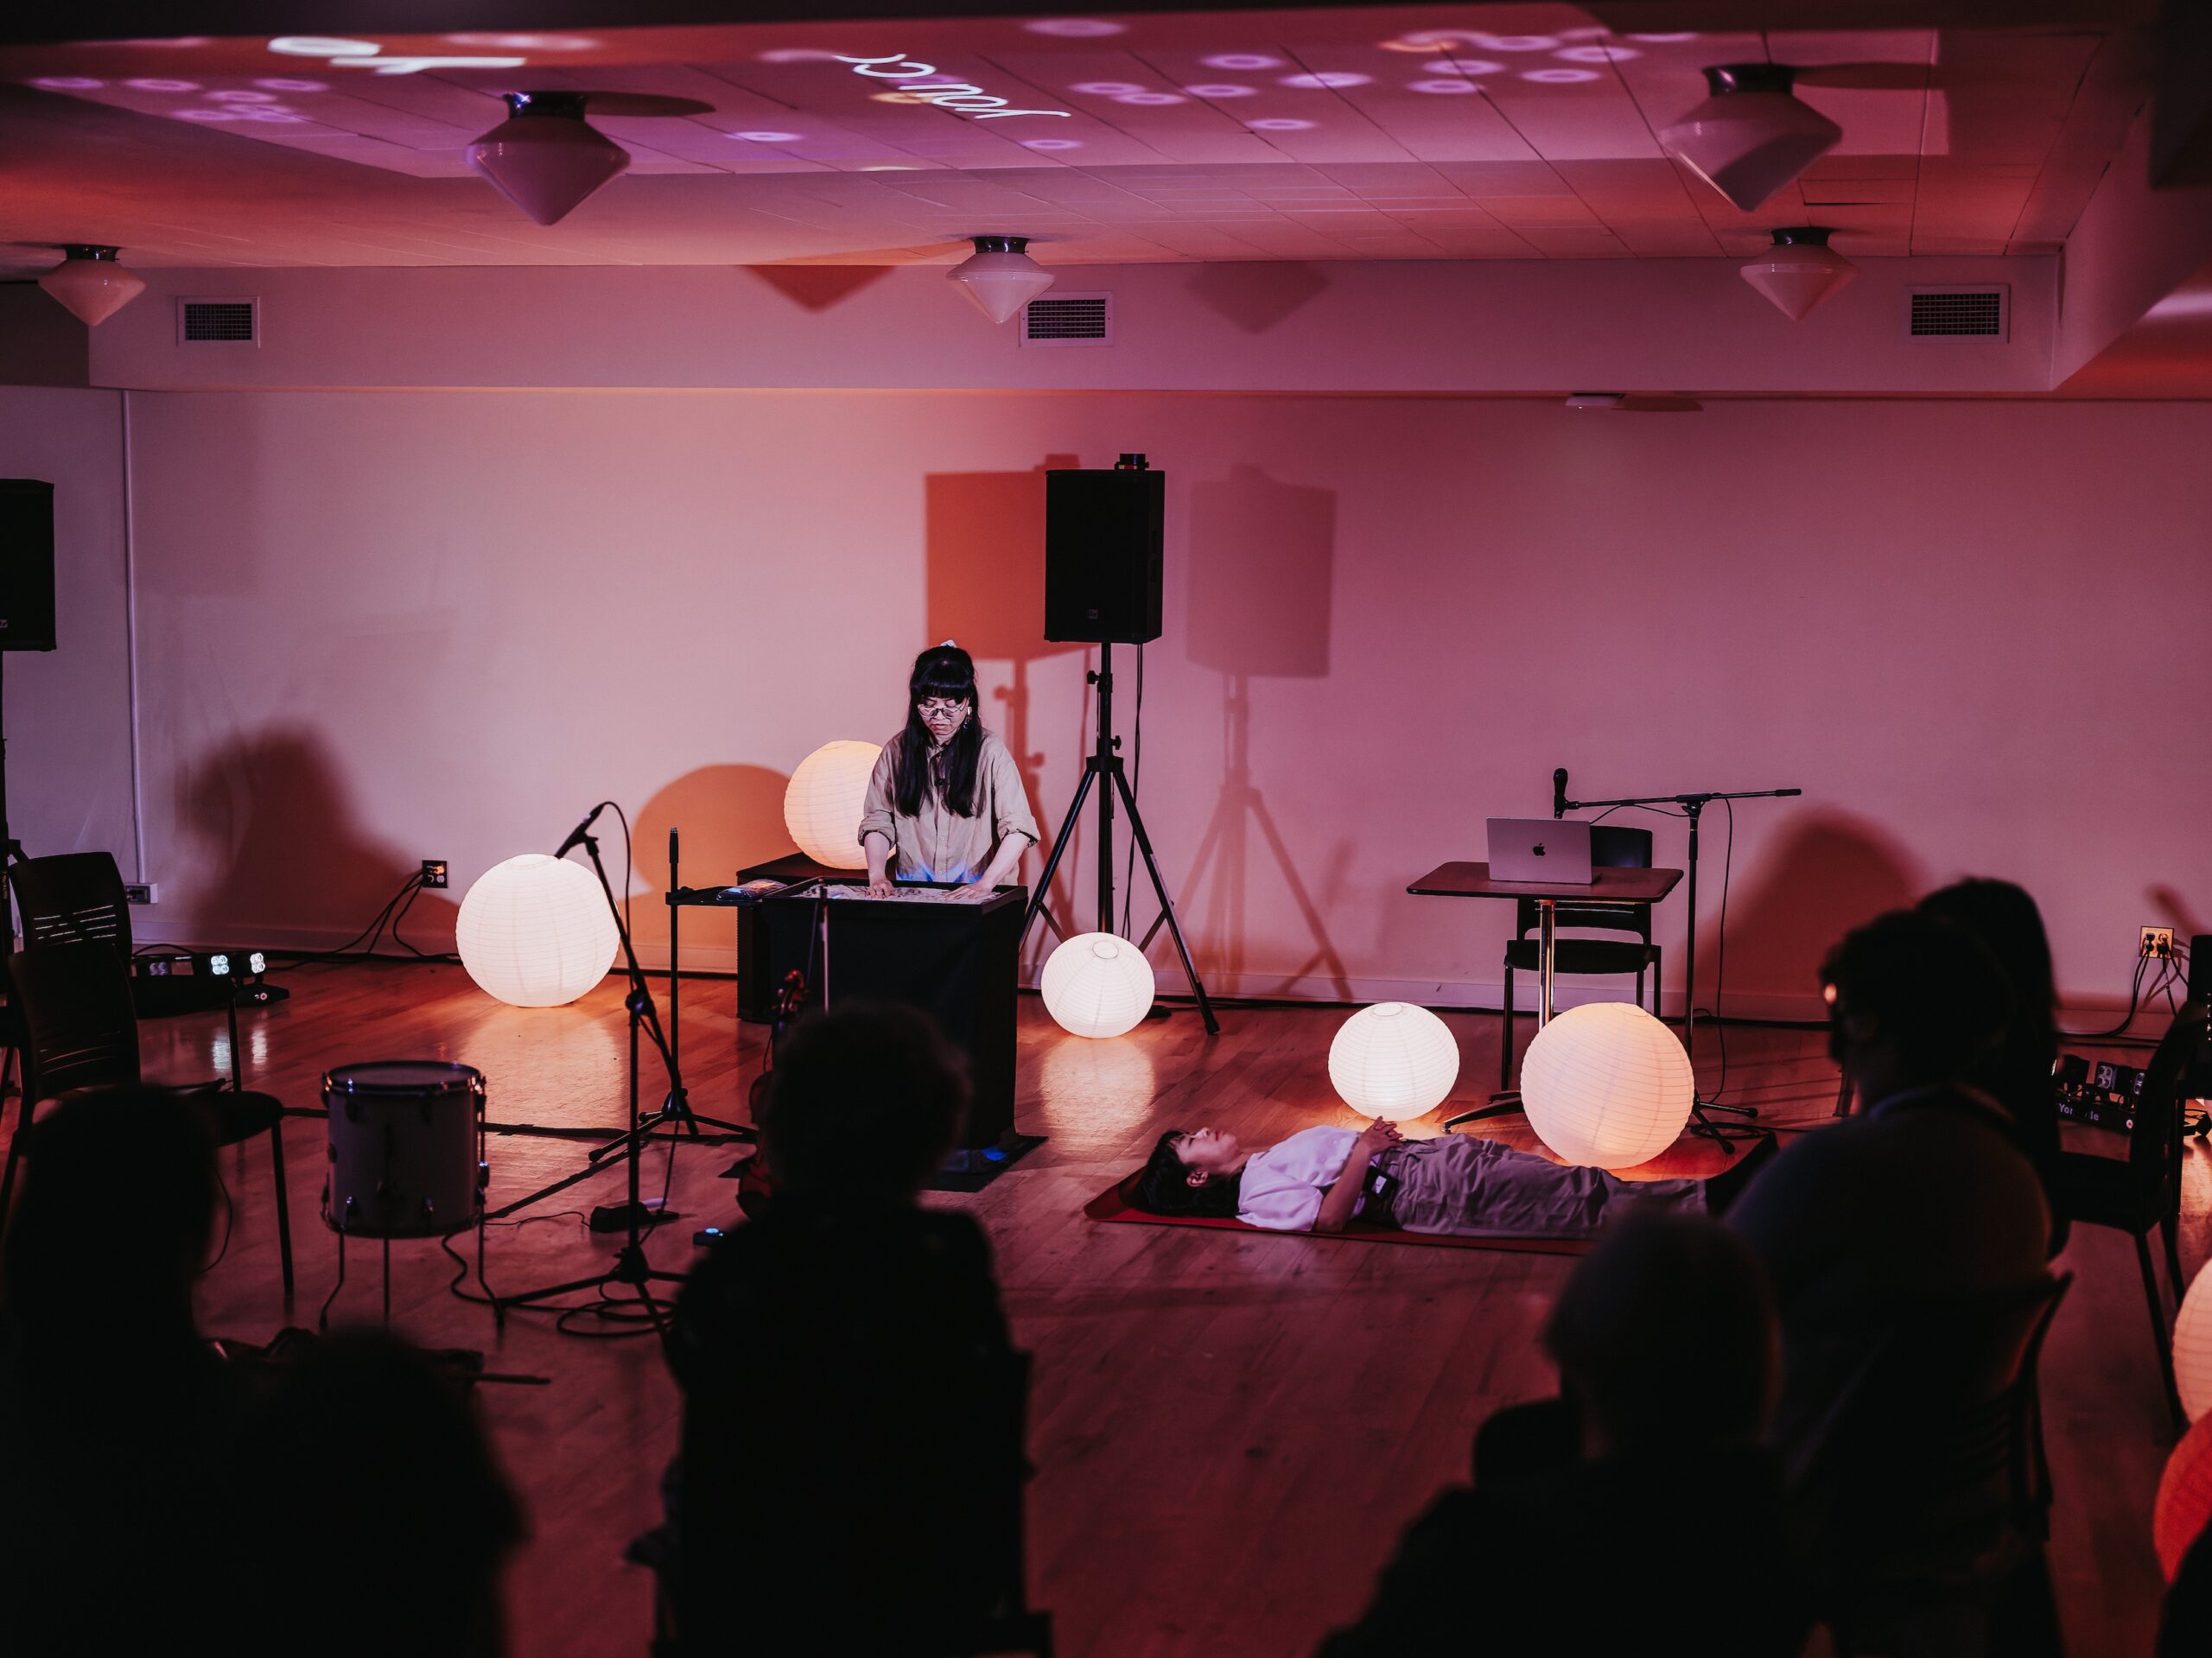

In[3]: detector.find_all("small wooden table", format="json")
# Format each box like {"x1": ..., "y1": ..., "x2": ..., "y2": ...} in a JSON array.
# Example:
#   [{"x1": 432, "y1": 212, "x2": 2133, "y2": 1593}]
[{"x1": 1408, "y1": 861, "x2": 1682, "y2": 1127}]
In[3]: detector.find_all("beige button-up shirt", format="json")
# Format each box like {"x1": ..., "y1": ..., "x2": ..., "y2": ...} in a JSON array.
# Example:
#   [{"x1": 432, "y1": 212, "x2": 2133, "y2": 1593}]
[{"x1": 857, "y1": 729, "x2": 1039, "y2": 884}]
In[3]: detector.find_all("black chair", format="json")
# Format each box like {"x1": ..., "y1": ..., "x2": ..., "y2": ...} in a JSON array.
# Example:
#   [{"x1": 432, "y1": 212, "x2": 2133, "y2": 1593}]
[
  {"x1": 1499, "y1": 824, "x2": 1662, "y2": 1089},
  {"x1": 2054, "y1": 1002, "x2": 2208, "y2": 1431},
  {"x1": 2, "y1": 852, "x2": 135, "y2": 1105},
  {"x1": 1788, "y1": 1272, "x2": 2074, "y2": 1657},
  {"x1": 3, "y1": 943, "x2": 294, "y2": 1294},
  {"x1": 7, "y1": 851, "x2": 134, "y2": 961}
]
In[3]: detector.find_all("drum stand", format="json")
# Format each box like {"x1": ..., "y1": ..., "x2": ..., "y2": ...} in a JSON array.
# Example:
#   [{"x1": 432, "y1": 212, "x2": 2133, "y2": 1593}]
[{"x1": 484, "y1": 824, "x2": 700, "y2": 1331}]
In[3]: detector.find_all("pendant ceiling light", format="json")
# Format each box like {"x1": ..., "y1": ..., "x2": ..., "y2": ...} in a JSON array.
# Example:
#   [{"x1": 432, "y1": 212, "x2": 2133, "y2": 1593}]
[
  {"x1": 466, "y1": 92, "x2": 629, "y2": 226},
  {"x1": 1740, "y1": 226, "x2": 1857, "y2": 321},
  {"x1": 37, "y1": 245, "x2": 147, "y2": 326},
  {"x1": 1661, "y1": 64, "x2": 1842, "y2": 213},
  {"x1": 948, "y1": 235, "x2": 1054, "y2": 324}
]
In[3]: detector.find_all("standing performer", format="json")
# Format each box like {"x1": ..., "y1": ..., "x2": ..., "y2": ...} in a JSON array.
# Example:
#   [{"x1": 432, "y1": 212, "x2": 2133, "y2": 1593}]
[{"x1": 860, "y1": 643, "x2": 1039, "y2": 899}]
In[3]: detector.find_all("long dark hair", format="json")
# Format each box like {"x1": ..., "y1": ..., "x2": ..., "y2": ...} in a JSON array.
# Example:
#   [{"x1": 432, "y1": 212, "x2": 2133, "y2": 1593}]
[
  {"x1": 1916, "y1": 878, "x2": 2056, "y2": 1042},
  {"x1": 1130, "y1": 1130, "x2": 1243, "y2": 1219},
  {"x1": 893, "y1": 644, "x2": 983, "y2": 818}
]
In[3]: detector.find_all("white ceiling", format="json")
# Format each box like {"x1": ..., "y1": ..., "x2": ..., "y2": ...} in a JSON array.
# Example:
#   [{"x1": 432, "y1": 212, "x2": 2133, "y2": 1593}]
[{"x1": 0, "y1": 3, "x2": 2154, "y2": 270}]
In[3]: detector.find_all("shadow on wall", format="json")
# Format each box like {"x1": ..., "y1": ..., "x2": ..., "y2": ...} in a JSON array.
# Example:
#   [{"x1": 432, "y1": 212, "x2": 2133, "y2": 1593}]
[
  {"x1": 2151, "y1": 885, "x2": 2206, "y2": 942},
  {"x1": 740, "y1": 265, "x2": 893, "y2": 312},
  {"x1": 181, "y1": 727, "x2": 457, "y2": 947},
  {"x1": 1185, "y1": 263, "x2": 1330, "y2": 334},
  {"x1": 1691, "y1": 807, "x2": 1923, "y2": 1013},
  {"x1": 629, "y1": 764, "x2": 797, "y2": 956},
  {"x1": 926, "y1": 458, "x2": 1084, "y2": 943},
  {"x1": 1179, "y1": 464, "x2": 1350, "y2": 996}
]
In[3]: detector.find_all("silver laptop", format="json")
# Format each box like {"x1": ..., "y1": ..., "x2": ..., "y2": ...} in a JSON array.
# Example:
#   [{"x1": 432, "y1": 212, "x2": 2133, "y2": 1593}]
[{"x1": 1487, "y1": 817, "x2": 1593, "y2": 884}]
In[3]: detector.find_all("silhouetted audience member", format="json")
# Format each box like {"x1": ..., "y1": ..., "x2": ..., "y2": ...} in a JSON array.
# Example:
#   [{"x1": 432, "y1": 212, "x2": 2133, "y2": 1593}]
[
  {"x1": 667, "y1": 1001, "x2": 1022, "y2": 1656},
  {"x1": 1729, "y1": 909, "x2": 2050, "y2": 1455},
  {"x1": 1318, "y1": 1211, "x2": 1804, "y2": 1658},
  {"x1": 2161, "y1": 1520, "x2": 2212, "y2": 1656},
  {"x1": 0, "y1": 1088, "x2": 245, "y2": 1649},
  {"x1": 1919, "y1": 876, "x2": 2067, "y2": 1252},
  {"x1": 235, "y1": 1329, "x2": 524, "y2": 1658}
]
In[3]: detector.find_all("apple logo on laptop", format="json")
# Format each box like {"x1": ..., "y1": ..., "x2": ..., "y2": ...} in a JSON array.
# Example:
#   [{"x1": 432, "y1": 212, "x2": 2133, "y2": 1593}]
[{"x1": 1533, "y1": 842, "x2": 1546, "y2": 856}]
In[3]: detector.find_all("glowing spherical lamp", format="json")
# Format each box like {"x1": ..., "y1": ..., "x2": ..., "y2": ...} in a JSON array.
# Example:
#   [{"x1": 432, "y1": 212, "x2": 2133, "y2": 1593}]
[
  {"x1": 784, "y1": 740, "x2": 882, "y2": 869},
  {"x1": 2158, "y1": 1413, "x2": 2212, "y2": 1579},
  {"x1": 455, "y1": 854, "x2": 619, "y2": 1007},
  {"x1": 1328, "y1": 1002, "x2": 1459, "y2": 1123},
  {"x1": 1040, "y1": 932, "x2": 1154, "y2": 1038},
  {"x1": 2176, "y1": 1262, "x2": 2212, "y2": 1421},
  {"x1": 1521, "y1": 1001, "x2": 1694, "y2": 1168}
]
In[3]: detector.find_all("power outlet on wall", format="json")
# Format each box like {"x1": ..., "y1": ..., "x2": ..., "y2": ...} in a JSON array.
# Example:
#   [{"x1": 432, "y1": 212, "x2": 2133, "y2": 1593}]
[
  {"x1": 2142, "y1": 926, "x2": 2176, "y2": 960},
  {"x1": 420, "y1": 859, "x2": 449, "y2": 890},
  {"x1": 124, "y1": 882, "x2": 159, "y2": 905}
]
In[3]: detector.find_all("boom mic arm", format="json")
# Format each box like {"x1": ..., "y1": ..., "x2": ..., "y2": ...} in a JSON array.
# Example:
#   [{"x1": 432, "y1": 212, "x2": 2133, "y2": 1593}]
[{"x1": 555, "y1": 801, "x2": 607, "y2": 858}]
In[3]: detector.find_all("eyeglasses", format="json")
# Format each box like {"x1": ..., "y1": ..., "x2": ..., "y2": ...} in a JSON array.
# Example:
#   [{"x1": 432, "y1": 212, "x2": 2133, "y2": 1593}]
[{"x1": 918, "y1": 699, "x2": 969, "y2": 718}]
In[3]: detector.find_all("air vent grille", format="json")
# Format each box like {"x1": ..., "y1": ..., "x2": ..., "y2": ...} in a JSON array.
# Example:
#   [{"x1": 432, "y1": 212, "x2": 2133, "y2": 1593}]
[
  {"x1": 178, "y1": 297, "x2": 258, "y2": 345},
  {"x1": 1020, "y1": 293, "x2": 1111, "y2": 346},
  {"x1": 1908, "y1": 288, "x2": 2006, "y2": 340}
]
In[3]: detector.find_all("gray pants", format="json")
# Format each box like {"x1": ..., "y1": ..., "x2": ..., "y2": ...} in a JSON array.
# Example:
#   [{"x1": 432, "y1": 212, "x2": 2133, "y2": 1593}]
[{"x1": 1375, "y1": 1135, "x2": 1705, "y2": 1240}]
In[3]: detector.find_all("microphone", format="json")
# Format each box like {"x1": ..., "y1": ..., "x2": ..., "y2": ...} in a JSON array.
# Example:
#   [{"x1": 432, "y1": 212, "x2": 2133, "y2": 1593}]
[
  {"x1": 1553, "y1": 768, "x2": 1569, "y2": 820},
  {"x1": 555, "y1": 802, "x2": 607, "y2": 858}
]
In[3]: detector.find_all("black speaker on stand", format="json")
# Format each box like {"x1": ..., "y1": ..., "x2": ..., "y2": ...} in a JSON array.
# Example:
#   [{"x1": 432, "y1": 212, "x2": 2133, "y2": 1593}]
[
  {"x1": 0, "y1": 479, "x2": 57, "y2": 870},
  {"x1": 1026, "y1": 457, "x2": 1217, "y2": 1033}
]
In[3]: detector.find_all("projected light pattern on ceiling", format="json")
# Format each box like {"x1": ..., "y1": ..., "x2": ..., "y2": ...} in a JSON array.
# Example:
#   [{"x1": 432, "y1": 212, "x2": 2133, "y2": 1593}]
[{"x1": 0, "y1": 5, "x2": 2138, "y2": 270}]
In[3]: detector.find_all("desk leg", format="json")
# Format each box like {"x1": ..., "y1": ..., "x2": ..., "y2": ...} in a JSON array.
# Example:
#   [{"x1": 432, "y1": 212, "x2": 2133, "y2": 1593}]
[
  {"x1": 1537, "y1": 898, "x2": 1557, "y2": 1027},
  {"x1": 1446, "y1": 897, "x2": 1557, "y2": 1131}
]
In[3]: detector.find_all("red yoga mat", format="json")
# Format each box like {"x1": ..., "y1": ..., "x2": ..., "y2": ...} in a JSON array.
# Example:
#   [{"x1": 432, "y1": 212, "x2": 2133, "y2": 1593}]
[{"x1": 1084, "y1": 1169, "x2": 1591, "y2": 1256}]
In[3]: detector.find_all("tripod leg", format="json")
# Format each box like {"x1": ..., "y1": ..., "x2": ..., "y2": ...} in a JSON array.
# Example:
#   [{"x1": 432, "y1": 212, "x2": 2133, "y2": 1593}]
[
  {"x1": 1111, "y1": 766, "x2": 1219, "y2": 1035},
  {"x1": 1243, "y1": 791, "x2": 1352, "y2": 1000},
  {"x1": 1022, "y1": 765, "x2": 1099, "y2": 941}
]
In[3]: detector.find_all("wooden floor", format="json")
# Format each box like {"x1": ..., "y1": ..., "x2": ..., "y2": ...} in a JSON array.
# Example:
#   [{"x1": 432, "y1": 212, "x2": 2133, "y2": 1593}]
[{"x1": 130, "y1": 962, "x2": 2189, "y2": 1656}]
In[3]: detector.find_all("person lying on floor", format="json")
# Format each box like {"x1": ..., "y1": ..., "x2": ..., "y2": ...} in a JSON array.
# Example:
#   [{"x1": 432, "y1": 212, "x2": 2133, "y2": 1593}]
[{"x1": 1131, "y1": 1117, "x2": 1773, "y2": 1240}]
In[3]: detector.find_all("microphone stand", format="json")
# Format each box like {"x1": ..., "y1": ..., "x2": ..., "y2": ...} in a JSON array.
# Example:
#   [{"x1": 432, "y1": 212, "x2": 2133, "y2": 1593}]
[
  {"x1": 1555, "y1": 772, "x2": 1802, "y2": 1150},
  {"x1": 484, "y1": 823, "x2": 705, "y2": 1331}
]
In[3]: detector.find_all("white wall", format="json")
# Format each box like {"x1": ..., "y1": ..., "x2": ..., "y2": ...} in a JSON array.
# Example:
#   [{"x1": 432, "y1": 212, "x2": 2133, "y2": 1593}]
[
  {"x1": 0, "y1": 385, "x2": 135, "y2": 876},
  {"x1": 86, "y1": 255, "x2": 2056, "y2": 397},
  {"x1": 73, "y1": 386, "x2": 2212, "y2": 1019}
]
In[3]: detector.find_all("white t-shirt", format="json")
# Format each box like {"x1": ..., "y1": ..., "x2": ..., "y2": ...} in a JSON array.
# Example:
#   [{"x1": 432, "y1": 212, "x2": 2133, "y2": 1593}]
[{"x1": 1236, "y1": 1126, "x2": 1363, "y2": 1233}]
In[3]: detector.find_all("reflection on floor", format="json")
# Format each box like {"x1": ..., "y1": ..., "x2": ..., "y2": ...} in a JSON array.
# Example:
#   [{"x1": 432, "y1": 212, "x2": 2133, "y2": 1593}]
[{"x1": 127, "y1": 962, "x2": 2186, "y2": 1656}]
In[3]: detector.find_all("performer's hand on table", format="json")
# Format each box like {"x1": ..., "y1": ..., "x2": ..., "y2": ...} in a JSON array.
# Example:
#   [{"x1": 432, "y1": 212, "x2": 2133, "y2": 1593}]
[
  {"x1": 951, "y1": 882, "x2": 993, "y2": 901},
  {"x1": 866, "y1": 878, "x2": 898, "y2": 898}
]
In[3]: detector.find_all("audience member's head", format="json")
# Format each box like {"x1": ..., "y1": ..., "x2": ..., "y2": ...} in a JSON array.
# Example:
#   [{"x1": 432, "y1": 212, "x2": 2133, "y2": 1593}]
[
  {"x1": 1918, "y1": 877, "x2": 2056, "y2": 1041},
  {"x1": 2, "y1": 1086, "x2": 216, "y2": 1344},
  {"x1": 1131, "y1": 1128, "x2": 1247, "y2": 1219},
  {"x1": 760, "y1": 1001, "x2": 969, "y2": 1203},
  {"x1": 1820, "y1": 909, "x2": 2012, "y2": 1105},
  {"x1": 238, "y1": 1329, "x2": 524, "y2": 1658},
  {"x1": 1545, "y1": 1209, "x2": 1777, "y2": 1456}
]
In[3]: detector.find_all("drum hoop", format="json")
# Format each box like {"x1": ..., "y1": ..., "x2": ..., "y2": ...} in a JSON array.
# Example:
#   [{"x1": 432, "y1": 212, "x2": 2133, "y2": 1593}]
[{"x1": 322, "y1": 1060, "x2": 486, "y2": 1098}]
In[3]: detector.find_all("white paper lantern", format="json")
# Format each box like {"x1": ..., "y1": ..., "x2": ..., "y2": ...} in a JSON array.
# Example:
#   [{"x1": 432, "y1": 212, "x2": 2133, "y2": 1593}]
[
  {"x1": 1040, "y1": 932, "x2": 1154, "y2": 1038},
  {"x1": 2159, "y1": 1414, "x2": 2212, "y2": 1579},
  {"x1": 1328, "y1": 1002, "x2": 1460, "y2": 1122},
  {"x1": 2176, "y1": 1263, "x2": 2212, "y2": 1421},
  {"x1": 784, "y1": 740, "x2": 882, "y2": 869},
  {"x1": 455, "y1": 854, "x2": 620, "y2": 1007},
  {"x1": 1521, "y1": 1001, "x2": 1694, "y2": 1168}
]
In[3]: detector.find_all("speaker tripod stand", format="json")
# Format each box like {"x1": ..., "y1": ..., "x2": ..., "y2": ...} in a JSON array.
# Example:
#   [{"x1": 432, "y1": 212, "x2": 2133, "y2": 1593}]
[{"x1": 1024, "y1": 642, "x2": 1218, "y2": 1034}]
